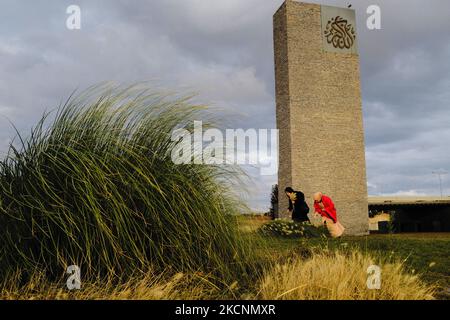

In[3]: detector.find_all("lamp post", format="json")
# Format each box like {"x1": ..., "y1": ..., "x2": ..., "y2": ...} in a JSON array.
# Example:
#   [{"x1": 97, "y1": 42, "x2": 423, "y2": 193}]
[{"x1": 432, "y1": 170, "x2": 448, "y2": 199}]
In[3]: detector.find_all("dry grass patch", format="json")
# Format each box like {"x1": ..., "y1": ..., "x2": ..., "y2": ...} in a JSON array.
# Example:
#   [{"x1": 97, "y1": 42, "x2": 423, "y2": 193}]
[
  {"x1": 0, "y1": 271, "x2": 220, "y2": 300},
  {"x1": 259, "y1": 250, "x2": 436, "y2": 300}
]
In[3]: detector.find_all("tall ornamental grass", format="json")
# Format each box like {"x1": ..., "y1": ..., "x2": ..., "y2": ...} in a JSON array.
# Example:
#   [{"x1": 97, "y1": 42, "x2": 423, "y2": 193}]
[{"x1": 0, "y1": 85, "x2": 251, "y2": 283}]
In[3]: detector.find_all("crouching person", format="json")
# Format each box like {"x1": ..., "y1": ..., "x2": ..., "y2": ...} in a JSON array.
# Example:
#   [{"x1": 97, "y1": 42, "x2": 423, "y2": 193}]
[
  {"x1": 313, "y1": 192, "x2": 345, "y2": 238},
  {"x1": 285, "y1": 187, "x2": 310, "y2": 223}
]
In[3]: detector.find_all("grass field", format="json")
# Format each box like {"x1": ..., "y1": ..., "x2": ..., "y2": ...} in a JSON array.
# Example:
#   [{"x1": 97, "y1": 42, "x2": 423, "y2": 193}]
[
  {"x1": 242, "y1": 216, "x2": 450, "y2": 299},
  {"x1": 1, "y1": 214, "x2": 444, "y2": 300}
]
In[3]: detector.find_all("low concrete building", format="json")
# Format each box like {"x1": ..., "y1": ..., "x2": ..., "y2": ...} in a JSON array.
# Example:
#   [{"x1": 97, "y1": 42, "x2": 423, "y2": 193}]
[{"x1": 368, "y1": 196, "x2": 450, "y2": 233}]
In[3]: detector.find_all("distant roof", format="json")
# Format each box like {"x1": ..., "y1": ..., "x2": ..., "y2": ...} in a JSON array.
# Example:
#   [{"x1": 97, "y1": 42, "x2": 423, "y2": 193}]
[{"x1": 368, "y1": 196, "x2": 450, "y2": 206}]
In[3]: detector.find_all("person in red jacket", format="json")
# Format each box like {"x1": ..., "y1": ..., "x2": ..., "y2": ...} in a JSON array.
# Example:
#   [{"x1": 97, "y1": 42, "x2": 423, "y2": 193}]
[{"x1": 313, "y1": 192, "x2": 345, "y2": 238}]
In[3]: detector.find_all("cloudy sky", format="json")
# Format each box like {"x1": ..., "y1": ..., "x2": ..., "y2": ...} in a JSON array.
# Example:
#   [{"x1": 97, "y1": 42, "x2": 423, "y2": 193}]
[{"x1": 1, "y1": 0, "x2": 449, "y2": 211}]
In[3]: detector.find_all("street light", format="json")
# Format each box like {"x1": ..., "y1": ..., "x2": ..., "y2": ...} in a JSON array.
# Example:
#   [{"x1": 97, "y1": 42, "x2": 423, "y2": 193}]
[{"x1": 432, "y1": 170, "x2": 448, "y2": 199}]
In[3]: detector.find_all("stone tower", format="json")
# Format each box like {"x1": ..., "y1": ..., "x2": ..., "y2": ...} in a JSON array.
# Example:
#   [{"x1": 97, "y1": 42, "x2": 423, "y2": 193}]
[{"x1": 274, "y1": 0, "x2": 369, "y2": 235}]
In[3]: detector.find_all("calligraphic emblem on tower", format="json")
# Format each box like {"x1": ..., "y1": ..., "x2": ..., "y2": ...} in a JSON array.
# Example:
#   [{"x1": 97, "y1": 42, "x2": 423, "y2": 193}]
[{"x1": 324, "y1": 16, "x2": 356, "y2": 49}]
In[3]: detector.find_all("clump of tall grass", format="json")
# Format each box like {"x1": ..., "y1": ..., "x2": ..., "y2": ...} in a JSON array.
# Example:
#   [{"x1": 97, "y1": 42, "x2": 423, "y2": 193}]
[
  {"x1": 0, "y1": 84, "x2": 251, "y2": 284},
  {"x1": 259, "y1": 250, "x2": 436, "y2": 300}
]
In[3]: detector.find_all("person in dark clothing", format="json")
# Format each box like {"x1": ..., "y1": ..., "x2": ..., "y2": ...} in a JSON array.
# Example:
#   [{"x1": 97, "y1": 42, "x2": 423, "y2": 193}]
[{"x1": 285, "y1": 187, "x2": 310, "y2": 222}]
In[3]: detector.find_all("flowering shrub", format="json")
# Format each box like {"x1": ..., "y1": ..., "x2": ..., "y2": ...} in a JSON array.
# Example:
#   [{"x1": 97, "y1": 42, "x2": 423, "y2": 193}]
[{"x1": 259, "y1": 219, "x2": 328, "y2": 238}]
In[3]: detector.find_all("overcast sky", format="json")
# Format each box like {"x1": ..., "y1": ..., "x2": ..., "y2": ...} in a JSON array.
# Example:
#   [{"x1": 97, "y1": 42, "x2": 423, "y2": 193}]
[{"x1": 1, "y1": 0, "x2": 449, "y2": 211}]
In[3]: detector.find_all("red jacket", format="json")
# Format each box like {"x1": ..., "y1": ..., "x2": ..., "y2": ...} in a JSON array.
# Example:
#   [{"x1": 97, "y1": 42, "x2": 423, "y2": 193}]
[{"x1": 314, "y1": 195, "x2": 337, "y2": 223}]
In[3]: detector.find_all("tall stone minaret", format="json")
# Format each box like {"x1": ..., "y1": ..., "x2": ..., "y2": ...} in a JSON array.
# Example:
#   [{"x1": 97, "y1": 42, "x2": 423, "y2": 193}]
[{"x1": 274, "y1": 1, "x2": 369, "y2": 235}]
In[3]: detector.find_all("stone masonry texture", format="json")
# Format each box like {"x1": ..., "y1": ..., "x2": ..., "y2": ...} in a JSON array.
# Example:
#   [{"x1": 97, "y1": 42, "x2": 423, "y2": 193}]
[{"x1": 274, "y1": 0, "x2": 369, "y2": 235}]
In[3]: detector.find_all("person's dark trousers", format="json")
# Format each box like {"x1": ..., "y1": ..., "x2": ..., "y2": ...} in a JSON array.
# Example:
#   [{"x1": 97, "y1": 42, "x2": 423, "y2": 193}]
[{"x1": 293, "y1": 217, "x2": 310, "y2": 223}]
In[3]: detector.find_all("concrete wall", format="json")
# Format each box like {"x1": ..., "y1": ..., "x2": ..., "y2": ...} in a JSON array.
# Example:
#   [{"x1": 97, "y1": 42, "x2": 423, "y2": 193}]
[{"x1": 274, "y1": 1, "x2": 369, "y2": 235}]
